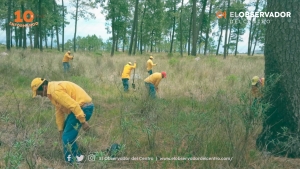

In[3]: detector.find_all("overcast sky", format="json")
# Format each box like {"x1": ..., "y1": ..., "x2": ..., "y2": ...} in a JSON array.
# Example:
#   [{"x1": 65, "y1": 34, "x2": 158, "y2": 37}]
[{"x1": 0, "y1": 0, "x2": 261, "y2": 53}]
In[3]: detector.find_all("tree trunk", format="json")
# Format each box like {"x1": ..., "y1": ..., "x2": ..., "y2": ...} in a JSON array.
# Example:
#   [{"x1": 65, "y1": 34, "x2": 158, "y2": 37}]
[
  {"x1": 62, "y1": 0, "x2": 65, "y2": 52},
  {"x1": 216, "y1": 24, "x2": 224, "y2": 55},
  {"x1": 19, "y1": 23, "x2": 22, "y2": 48},
  {"x1": 179, "y1": 0, "x2": 184, "y2": 56},
  {"x1": 133, "y1": 10, "x2": 138, "y2": 55},
  {"x1": 34, "y1": 0, "x2": 39, "y2": 48},
  {"x1": 39, "y1": 0, "x2": 42, "y2": 51},
  {"x1": 234, "y1": 25, "x2": 240, "y2": 56},
  {"x1": 150, "y1": 29, "x2": 154, "y2": 53},
  {"x1": 51, "y1": 27, "x2": 53, "y2": 49},
  {"x1": 250, "y1": 22, "x2": 258, "y2": 52},
  {"x1": 18, "y1": 4, "x2": 23, "y2": 48},
  {"x1": 34, "y1": 26, "x2": 38, "y2": 48},
  {"x1": 115, "y1": 29, "x2": 119, "y2": 51},
  {"x1": 44, "y1": 32, "x2": 48, "y2": 48},
  {"x1": 6, "y1": 0, "x2": 12, "y2": 51},
  {"x1": 15, "y1": 27, "x2": 18, "y2": 48},
  {"x1": 256, "y1": 0, "x2": 300, "y2": 158},
  {"x1": 198, "y1": 0, "x2": 207, "y2": 55},
  {"x1": 251, "y1": 29, "x2": 259, "y2": 56},
  {"x1": 140, "y1": 3, "x2": 146, "y2": 54},
  {"x1": 188, "y1": 11, "x2": 192, "y2": 55},
  {"x1": 247, "y1": 0, "x2": 260, "y2": 55},
  {"x1": 169, "y1": 1, "x2": 176, "y2": 54},
  {"x1": 21, "y1": 2, "x2": 26, "y2": 49},
  {"x1": 54, "y1": 0, "x2": 60, "y2": 51},
  {"x1": 223, "y1": 0, "x2": 230, "y2": 59},
  {"x1": 29, "y1": 27, "x2": 33, "y2": 49},
  {"x1": 204, "y1": 1, "x2": 213, "y2": 55},
  {"x1": 110, "y1": 8, "x2": 115, "y2": 57},
  {"x1": 73, "y1": 0, "x2": 79, "y2": 52},
  {"x1": 13, "y1": 2, "x2": 19, "y2": 48},
  {"x1": 122, "y1": 38, "x2": 125, "y2": 52},
  {"x1": 22, "y1": 26, "x2": 27, "y2": 49},
  {"x1": 191, "y1": 0, "x2": 207, "y2": 56},
  {"x1": 191, "y1": 0, "x2": 197, "y2": 56},
  {"x1": 10, "y1": 26, "x2": 13, "y2": 47},
  {"x1": 226, "y1": 24, "x2": 232, "y2": 56},
  {"x1": 129, "y1": 0, "x2": 139, "y2": 55}
]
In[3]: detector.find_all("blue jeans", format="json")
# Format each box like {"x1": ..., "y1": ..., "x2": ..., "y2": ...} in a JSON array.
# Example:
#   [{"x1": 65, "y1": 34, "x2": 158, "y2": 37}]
[
  {"x1": 148, "y1": 70, "x2": 153, "y2": 75},
  {"x1": 62, "y1": 104, "x2": 94, "y2": 162},
  {"x1": 122, "y1": 78, "x2": 129, "y2": 92},
  {"x1": 145, "y1": 82, "x2": 156, "y2": 98},
  {"x1": 63, "y1": 62, "x2": 70, "y2": 72}
]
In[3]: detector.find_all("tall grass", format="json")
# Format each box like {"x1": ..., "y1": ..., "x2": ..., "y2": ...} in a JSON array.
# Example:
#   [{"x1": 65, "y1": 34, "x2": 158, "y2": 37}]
[{"x1": 0, "y1": 49, "x2": 297, "y2": 169}]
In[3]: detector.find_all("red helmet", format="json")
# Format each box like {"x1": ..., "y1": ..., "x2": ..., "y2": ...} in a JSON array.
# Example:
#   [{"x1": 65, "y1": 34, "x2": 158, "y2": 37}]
[{"x1": 161, "y1": 71, "x2": 167, "y2": 78}]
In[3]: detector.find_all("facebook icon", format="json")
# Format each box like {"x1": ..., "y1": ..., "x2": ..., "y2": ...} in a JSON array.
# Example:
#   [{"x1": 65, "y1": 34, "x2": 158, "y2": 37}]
[{"x1": 67, "y1": 155, "x2": 71, "y2": 162}]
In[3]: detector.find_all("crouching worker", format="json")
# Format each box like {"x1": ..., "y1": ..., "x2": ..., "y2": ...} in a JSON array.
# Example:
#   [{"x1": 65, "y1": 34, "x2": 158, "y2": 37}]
[
  {"x1": 31, "y1": 78, "x2": 94, "y2": 163},
  {"x1": 251, "y1": 76, "x2": 265, "y2": 99},
  {"x1": 250, "y1": 76, "x2": 265, "y2": 124},
  {"x1": 144, "y1": 72, "x2": 167, "y2": 98}
]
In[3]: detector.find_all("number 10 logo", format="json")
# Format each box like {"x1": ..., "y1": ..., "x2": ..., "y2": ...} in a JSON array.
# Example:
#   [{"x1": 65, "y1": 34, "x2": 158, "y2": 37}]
[{"x1": 14, "y1": 10, "x2": 34, "y2": 23}]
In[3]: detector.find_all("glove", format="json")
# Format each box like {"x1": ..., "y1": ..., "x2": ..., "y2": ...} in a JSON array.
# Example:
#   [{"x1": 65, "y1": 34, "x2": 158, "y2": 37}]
[{"x1": 82, "y1": 121, "x2": 90, "y2": 131}]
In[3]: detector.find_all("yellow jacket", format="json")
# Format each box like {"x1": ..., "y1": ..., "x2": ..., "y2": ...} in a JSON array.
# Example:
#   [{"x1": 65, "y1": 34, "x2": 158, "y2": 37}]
[
  {"x1": 121, "y1": 63, "x2": 136, "y2": 79},
  {"x1": 62, "y1": 52, "x2": 73, "y2": 62},
  {"x1": 47, "y1": 81, "x2": 92, "y2": 131},
  {"x1": 146, "y1": 59, "x2": 156, "y2": 71},
  {"x1": 144, "y1": 72, "x2": 162, "y2": 89},
  {"x1": 251, "y1": 78, "x2": 265, "y2": 98}
]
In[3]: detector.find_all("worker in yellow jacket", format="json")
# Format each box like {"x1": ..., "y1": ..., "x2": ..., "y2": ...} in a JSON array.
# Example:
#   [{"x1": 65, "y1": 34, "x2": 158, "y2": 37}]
[
  {"x1": 146, "y1": 56, "x2": 157, "y2": 75},
  {"x1": 31, "y1": 78, "x2": 94, "y2": 163},
  {"x1": 251, "y1": 76, "x2": 265, "y2": 98},
  {"x1": 62, "y1": 51, "x2": 73, "y2": 72},
  {"x1": 251, "y1": 75, "x2": 265, "y2": 109},
  {"x1": 144, "y1": 71, "x2": 167, "y2": 98},
  {"x1": 121, "y1": 61, "x2": 136, "y2": 92}
]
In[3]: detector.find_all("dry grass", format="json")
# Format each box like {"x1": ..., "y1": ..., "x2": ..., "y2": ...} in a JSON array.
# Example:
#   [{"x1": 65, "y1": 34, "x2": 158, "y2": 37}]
[{"x1": 0, "y1": 48, "x2": 299, "y2": 169}]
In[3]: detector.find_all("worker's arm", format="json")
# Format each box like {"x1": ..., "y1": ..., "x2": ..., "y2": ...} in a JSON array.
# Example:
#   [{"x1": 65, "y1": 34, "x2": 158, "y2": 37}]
[
  {"x1": 151, "y1": 61, "x2": 156, "y2": 66},
  {"x1": 67, "y1": 54, "x2": 73, "y2": 59},
  {"x1": 131, "y1": 62, "x2": 136, "y2": 69},
  {"x1": 55, "y1": 107, "x2": 65, "y2": 131},
  {"x1": 154, "y1": 78, "x2": 161, "y2": 90}
]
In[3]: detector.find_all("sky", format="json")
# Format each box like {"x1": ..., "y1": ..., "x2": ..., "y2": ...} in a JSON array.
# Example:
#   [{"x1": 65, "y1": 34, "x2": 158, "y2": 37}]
[{"x1": 0, "y1": 0, "x2": 262, "y2": 53}]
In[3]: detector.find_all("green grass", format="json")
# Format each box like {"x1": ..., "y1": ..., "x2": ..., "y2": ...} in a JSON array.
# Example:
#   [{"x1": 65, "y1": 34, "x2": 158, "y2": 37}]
[{"x1": 1, "y1": 49, "x2": 298, "y2": 169}]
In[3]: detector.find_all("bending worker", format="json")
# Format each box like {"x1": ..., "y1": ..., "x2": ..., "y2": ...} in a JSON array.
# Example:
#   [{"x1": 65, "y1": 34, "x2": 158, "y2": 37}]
[
  {"x1": 121, "y1": 61, "x2": 136, "y2": 92},
  {"x1": 146, "y1": 56, "x2": 157, "y2": 75},
  {"x1": 144, "y1": 71, "x2": 167, "y2": 98},
  {"x1": 31, "y1": 78, "x2": 94, "y2": 163},
  {"x1": 251, "y1": 76, "x2": 265, "y2": 99},
  {"x1": 62, "y1": 51, "x2": 73, "y2": 72}
]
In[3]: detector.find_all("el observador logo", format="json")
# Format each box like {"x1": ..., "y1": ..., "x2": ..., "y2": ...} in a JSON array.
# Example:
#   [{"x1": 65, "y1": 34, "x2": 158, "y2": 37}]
[{"x1": 216, "y1": 10, "x2": 291, "y2": 19}]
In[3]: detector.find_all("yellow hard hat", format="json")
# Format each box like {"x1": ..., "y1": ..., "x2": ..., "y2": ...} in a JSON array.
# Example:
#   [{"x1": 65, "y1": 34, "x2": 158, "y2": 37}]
[
  {"x1": 149, "y1": 56, "x2": 153, "y2": 59},
  {"x1": 128, "y1": 62, "x2": 132, "y2": 65},
  {"x1": 31, "y1": 78, "x2": 46, "y2": 97},
  {"x1": 251, "y1": 76, "x2": 260, "y2": 85},
  {"x1": 68, "y1": 51, "x2": 71, "y2": 53}
]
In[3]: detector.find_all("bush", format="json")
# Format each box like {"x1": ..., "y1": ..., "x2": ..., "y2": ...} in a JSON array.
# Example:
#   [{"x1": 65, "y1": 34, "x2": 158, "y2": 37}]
[{"x1": 168, "y1": 58, "x2": 179, "y2": 66}]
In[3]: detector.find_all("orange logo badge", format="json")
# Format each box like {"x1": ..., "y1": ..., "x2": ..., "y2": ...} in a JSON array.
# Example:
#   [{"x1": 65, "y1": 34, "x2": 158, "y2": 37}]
[{"x1": 216, "y1": 11, "x2": 226, "y2": 19}]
